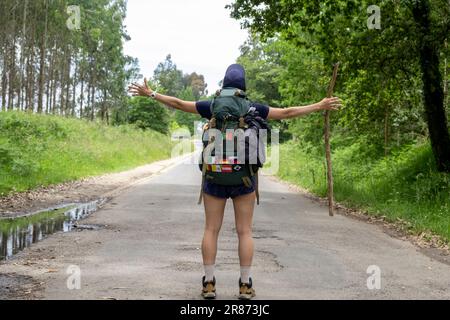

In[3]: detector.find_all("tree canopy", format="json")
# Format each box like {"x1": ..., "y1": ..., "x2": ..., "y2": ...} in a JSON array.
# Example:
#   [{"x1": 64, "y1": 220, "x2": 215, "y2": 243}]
[{"x1": 228, "y1": 0, "x2": 450, "y2": 171}]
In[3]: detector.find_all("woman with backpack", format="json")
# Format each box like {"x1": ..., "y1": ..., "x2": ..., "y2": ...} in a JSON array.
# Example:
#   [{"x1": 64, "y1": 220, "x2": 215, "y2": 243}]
[{"x1": 128, "y1": 64, "x2": 341, "y2": 300}]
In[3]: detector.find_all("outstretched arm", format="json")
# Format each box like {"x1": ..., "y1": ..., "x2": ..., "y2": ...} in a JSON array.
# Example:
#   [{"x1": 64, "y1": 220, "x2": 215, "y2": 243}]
[
  {"x1": 268, "y1": 97, "x2": 342, "y2": 120},
  {"x1": 128, "y1": 79, "x2": 198, "y2": 114}
]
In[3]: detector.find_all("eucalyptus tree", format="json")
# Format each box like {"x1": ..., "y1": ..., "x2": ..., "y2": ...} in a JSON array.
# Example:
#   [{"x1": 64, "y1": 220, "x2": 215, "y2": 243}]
[{"x1": 0, "y1": 0, "x2": 133, "y2": 123}]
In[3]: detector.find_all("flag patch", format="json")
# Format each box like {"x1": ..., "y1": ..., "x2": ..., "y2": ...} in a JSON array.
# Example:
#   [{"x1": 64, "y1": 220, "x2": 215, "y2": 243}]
[{"x1": 222, "y1": 165, "x2": 233, "y2": 173}]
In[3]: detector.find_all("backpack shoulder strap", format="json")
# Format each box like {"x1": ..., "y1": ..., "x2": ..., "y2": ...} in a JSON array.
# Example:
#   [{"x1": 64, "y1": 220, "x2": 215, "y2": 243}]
[{"x1": 209, "y1": 97, "x2": 216, "y2": 118}]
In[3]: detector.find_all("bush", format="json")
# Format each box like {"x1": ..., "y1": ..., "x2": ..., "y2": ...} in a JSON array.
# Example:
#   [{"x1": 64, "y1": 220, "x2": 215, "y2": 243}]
[{"x1": 127, "y1": 97, "x2": 170, "y2": 134}]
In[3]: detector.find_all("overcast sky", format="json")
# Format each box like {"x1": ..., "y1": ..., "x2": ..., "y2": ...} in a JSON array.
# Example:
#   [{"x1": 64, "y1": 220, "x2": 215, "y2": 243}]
[{"x1": 123, "y1": 0, "x2": 249, "y2": 93}]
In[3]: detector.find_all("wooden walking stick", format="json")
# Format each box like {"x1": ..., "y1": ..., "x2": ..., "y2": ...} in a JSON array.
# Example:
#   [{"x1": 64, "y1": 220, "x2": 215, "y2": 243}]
[{"x1": 324, "y1": 63, "x2": 340, "y2": 217}]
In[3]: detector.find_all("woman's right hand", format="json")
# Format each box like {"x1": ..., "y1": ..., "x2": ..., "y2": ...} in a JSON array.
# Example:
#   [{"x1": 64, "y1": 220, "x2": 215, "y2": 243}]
[{"x1": 128, "y1": 78, "x2": 153, "y2": 98}]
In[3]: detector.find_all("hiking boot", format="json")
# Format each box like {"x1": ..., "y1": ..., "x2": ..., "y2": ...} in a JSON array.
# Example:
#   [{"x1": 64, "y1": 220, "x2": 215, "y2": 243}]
[
  {"x1": 202, "y1": 276, "x2": 216, "y2": 299},
  {"x1": 239, "y1": 277, "x2": 256, "y2": 300}
]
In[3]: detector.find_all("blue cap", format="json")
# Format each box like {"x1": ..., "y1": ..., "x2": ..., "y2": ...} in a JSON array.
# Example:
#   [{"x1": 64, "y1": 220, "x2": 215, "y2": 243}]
[{"x1": 222, "y1": 64, "x2": 246, "y2": 92}]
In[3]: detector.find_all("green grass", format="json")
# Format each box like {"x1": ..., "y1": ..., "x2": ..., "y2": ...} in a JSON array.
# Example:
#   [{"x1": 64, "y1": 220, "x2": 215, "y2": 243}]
[
  {"x1": 0, "y1": 111, "x2": 173, "y2": 195},
  {"x1": 277, "y1": 138, "x2": 450, "y2": 242}
]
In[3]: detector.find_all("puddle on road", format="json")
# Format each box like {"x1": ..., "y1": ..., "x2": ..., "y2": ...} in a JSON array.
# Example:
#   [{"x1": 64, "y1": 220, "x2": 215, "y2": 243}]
[{"x1": 0, "y1": 199, "x2": 106, "y2": 261}]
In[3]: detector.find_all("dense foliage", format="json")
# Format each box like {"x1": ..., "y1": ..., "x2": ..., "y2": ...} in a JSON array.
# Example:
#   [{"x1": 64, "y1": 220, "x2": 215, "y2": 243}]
[{"x1": 228, "y1": 0, "x2": 450, "y2": 172}]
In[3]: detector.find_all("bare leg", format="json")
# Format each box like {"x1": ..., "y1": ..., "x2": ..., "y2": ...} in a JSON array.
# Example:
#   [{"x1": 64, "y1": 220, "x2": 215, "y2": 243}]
[
  {"x1": 202, "y1": 193, "x2": 226, "y2": 265},
  {"x1": 232, "y1": 192, "x2": 256, "y2": 267}
]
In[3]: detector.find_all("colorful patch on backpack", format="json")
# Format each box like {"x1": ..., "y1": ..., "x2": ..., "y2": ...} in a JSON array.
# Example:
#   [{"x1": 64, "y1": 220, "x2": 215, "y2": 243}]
[
  {"x1": 233, "y1": 165, "x2": 243, "y2": 172},
  {"x1": 221, "y1": 165, "x2": 233, "y2": 173},
  {"x1": 213, "y1": 157, "x2": 239, "y2": 165},
  {"x1": 207, "y1": 164, "x2": 235, "y2": 174}
]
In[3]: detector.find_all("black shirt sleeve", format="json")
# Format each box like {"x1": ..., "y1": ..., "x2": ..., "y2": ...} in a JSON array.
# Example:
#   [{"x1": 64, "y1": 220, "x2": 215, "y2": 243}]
[
  {"x1": 252, "y1": 103, "x2": 270, "y2": 119},
  {"x1": 196, "y1": 101, "x2": 212, "y2": 120}
]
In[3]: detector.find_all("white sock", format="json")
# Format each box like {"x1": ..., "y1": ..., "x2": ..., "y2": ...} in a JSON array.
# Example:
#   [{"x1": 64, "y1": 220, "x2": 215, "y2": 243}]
[
  {"x1": 204, "y1": 264, "x2": 215, "y2": 282},
  {"x1": 240, "y1": 266, "x2": 251, "y2": 284}
]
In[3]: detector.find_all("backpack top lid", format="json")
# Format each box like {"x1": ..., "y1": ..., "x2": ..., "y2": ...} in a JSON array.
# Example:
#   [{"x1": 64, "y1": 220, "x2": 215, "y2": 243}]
[
  {"x1": 222, "y1": 64, "x2": 246, "y2": 92},
  {"x1": 217, "y1": 87, "x2": 247, "y2": 98}
]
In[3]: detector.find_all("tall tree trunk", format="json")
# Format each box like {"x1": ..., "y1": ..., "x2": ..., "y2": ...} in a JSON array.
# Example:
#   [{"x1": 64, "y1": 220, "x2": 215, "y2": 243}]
[
  {"x1": 413, "y1": 0, "x2": 450, "y2": 172},
  {"x1": 445, "y1": 39, "x2": 448, "y2": 108},
  {"x1": 25, "y1": 17, "x2": 35, "y2": 112},
  {"x1": 30, "y1": 65, "x2": 36, "y2": 112},
  {"x1": 101, "y1": 88, "x2": 107, "y2": 122},
  {"x1": 52, "y1": 69, "x2": 57, "y2": 115},
  {"x1": 59, "y1": 50, "x2": 66, "y2": 116},
  {"x1": 37, "y1": 0, "x2": 48, "y2": 113},
  {"x1": 45, "y1": 44, "x2": 54, "y2": 114},
  {"x1": 72, "y1": 58, "x2": 77, "y2": 117},
  {"x1": 87, "y1": 78, "x2": 91, "y2": 119},
  {"x1": 91, "y1": 78, "x2": 96, "y2": 121},
  {"x1": 48, "y1": 73, "x2": 53, "y2": 113},
  {"x1": 65, "y1": 55, "x2": 71, "y2": 116},
  {"x1": 46, "y1": 70, "x2": 50, "y2": 114},
  {"x1": 80, "y1": 69, "x2": 84, "y2": 118},
  {"x1": 50, "y1": 45, "x2": 57, "y2": 114},
  {"x1": 90, "y1": 63, "x2": 96, "y2": 121},
  {"x1": 8, "y1": 13, "x2": 16, "y2": 111},
  {"x1": 1, "y1": 50, "x2": 7, "y2": 111},
  {"x1": 25, "y1": 53, "x2": 30, "y2": 110},
  {"x1": 18, "y1": 0, "x2": 28, "y2": 112}
]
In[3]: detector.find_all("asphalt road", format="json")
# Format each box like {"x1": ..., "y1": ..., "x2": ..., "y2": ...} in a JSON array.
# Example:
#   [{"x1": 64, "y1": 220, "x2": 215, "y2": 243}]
[{"x1": 4, "y1": 157, "x2": 450, "y2": 300}]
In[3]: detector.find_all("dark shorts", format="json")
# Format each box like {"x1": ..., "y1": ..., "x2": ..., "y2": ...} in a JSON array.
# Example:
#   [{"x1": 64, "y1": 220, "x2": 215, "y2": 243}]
[{"x1": 203, "y1": 177, "x2": 256, "y2": 199}]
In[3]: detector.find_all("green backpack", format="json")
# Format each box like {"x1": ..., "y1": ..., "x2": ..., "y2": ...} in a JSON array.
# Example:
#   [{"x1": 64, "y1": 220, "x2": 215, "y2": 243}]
[{"x1": 198, "y1": 88, "x2": 260, "y2": 204}]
